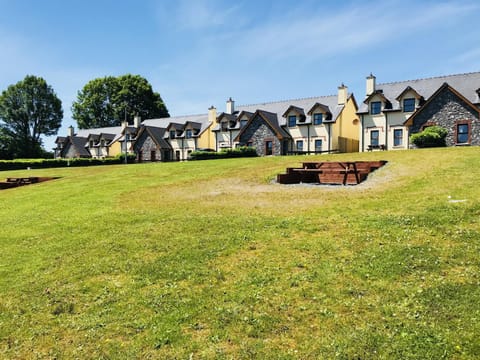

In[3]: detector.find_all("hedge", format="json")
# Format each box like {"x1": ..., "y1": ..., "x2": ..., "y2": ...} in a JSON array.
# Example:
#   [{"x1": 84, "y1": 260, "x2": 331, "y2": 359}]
[
  {"x1": 190, "y1": 147, "x2": 257, "y2": 160},
  {"x1": 0, "y1": 154, "x2": 137, "y2": 171},
  {"x1": 410, "y1": 126, "x2": 448, "y2": 148}
]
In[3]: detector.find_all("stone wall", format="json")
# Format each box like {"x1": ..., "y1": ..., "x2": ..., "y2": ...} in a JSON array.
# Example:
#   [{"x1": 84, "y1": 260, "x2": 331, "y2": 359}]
[
  {"x1": 134, "y1": 133, "x2": 158, "y2": 161},
  {"x1": 238, "y1": 115, "x2": 282, "y2": 156},
  {"x1": 411, "y1": 87, "x2": 480, "y2": 146}
]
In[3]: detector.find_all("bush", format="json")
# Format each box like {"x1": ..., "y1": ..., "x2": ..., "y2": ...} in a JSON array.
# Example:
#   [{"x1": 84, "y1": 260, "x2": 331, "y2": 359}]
[
  {"x1": 410, "y1": 126, "x2": 448, "y2": 148},
  {"x1": 190, "y1": 146, "x2": 257, "y2": 160},
  {"x1": 0, "y1": 156, "x2": 134, "y2": 171}
]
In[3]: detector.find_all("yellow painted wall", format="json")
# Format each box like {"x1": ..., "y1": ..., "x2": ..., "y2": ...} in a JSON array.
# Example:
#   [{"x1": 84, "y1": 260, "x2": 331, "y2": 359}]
[{"x1": 197, "y1": 122, "x2": 217, "y2": 150}]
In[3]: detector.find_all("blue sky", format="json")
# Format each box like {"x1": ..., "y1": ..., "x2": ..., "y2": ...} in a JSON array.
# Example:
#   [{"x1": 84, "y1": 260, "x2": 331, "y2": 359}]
[{"x1": 1, "y1": 0, "x2": 479, "y2": 151}]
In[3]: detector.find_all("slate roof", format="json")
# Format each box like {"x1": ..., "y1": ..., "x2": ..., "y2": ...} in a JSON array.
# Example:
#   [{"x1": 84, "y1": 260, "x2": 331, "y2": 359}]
[
  {"x1": 76, "y1": 126, "x2": 121, "y2": 138},
  {"x1": 358, "y1": 71, "x2": 480, "y2": 114},
  {"x1": 61, "y1": 136, "x2": 90, "y2": 157},
  {"x1": 143, "y1": 114, "x2": 211, "y2": 135},
  {"x1": 235, "y1": 95, "x2": 345, "y2": 126},
  {"x1": 137, "y1": 126, "x2": 171, "y2": 149},
  {"x1": 234, "y1": 110, "x2": 291, "y2": 142}
]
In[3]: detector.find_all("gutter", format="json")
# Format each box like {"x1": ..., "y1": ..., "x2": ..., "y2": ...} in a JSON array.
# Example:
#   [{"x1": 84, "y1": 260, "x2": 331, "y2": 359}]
[
  {"x1": 361, "y1": 114, "x2": 365, "y2": 152},
  {"x1": 385, "y1": 112, "x2": 389, "y2": 150}
]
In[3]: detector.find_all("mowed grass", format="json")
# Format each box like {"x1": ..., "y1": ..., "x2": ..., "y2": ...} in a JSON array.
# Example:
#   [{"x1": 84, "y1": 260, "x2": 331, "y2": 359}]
[{"x1": 0, "y1": 147, "x2": 479, "y2": 359}]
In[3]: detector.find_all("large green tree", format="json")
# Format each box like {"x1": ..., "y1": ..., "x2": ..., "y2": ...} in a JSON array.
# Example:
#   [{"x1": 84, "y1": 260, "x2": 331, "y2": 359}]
[
  {"x1": 72, "y1": 74, "x2": 169, "y2": 129},
  {"x1": 0, "y1": 75, "x2": 63, "y2": 159}
]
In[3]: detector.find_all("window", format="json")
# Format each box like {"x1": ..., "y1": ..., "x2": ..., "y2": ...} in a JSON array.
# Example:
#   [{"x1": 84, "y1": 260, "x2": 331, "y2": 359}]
[
  {"x1": 169, "y1": 130, "x2": 176, "y2": 139},
  {"x1": 370, "y1": 101, "x2": 381, "y2": 115},
  {"x1": 313, "y1": 113, "x2": 323, "y2": 125},
  {"x1": 240, "y1": 119, "x2": 248, "y2": 128},
  {"x1": 247, "y1": 141, "x2": 253, "y2": 147},
  {"x1": 393, "y1": 129, "x2": 403, "y2": 146},
  {"x1": 403, "y1": 98, "x2": 415, "y2": 112},
  {"x1": 457, "y1": 123, "x2": 469, "y2": 143},
  {"x1": 296, "y1": 140, "x2": 304, "y2": 152},
  {"x1": 370, "y1": 130, "x2": 379, "y2": 146},
  {"x1": 221, "y1": 122, "x2": 228, "y2": 131},
  {"x1": 315, "y1": 139, "x2": 322, "y2": 153},
  {"x1": 186, "y1": 129, "x2": 192, "y2": 139},
  {"x1": 265, "y1": 141, "x2": 273, "y2": 155},
  {"x1": 288, "y1": 115, "x2": 296, "y2": 127}
]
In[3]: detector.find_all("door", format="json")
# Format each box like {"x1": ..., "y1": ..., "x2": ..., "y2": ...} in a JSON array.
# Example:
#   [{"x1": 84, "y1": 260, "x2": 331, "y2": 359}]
[{"x1": 265, "y1": 141, "x2": 273, "y2": 156}]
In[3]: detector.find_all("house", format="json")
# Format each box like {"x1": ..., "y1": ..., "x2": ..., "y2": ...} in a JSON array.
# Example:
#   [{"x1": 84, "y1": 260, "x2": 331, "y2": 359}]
[
  {"x1": 133, "y1": 125, "x2": 171, "y2": 161},
  {"x1": 358, "y1": 72, "x2": 480, "y2": 151},
  {"x1": 143, "y1": 113, "x2": 214, "y2": 161},
  {"x1": 213, "y1": 84, "x2": 359, "y2": 156},
  {"x1": 55, "y1": 85, "x2": 359, "y2": 160}
]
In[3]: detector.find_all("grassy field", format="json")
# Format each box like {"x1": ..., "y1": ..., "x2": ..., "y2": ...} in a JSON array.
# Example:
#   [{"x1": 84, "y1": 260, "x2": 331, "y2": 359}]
[{"x1": 0, "y1": 147, "x2": 479, "y2": 359}]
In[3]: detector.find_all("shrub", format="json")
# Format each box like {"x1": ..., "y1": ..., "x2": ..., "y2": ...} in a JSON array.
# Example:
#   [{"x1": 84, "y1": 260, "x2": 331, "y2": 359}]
[
  {"x1": 0, "y1": 156, "x2": 135, "y2": 171},
  {"x1": 410, "y1": 126, "x2": 448, "y2": 148},
  {"x1": 190, "y1": 146, "x2": 257, "y2": 160}
]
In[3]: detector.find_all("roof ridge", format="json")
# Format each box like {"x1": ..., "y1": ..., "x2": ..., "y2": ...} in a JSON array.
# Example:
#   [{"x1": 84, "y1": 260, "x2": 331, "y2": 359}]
[
  {"x1": 144, "y1": 113, "x2": 207, "y2": 121},
  {"x1": 237, "y1": 94, "x2": 337, "y2": 108},
  {"x1": 378, "y1": 71, "x2": 480, "y2": 87}
]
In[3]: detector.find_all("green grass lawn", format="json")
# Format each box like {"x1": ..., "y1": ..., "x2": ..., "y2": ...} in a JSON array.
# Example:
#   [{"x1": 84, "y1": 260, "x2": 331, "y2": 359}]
[{"x1": 1, "y1": 147, "x2": 479, "y2": 359}]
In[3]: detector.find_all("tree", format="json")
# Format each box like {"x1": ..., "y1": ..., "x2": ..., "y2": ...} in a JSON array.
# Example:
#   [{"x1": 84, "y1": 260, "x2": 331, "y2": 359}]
[
  {"x1": 410, "y1": 126, "x2": 448, "y2": 148},
  {"x1": 0, "y1": 75, "x2": 63, "y2": 159},
  {"x1": 72, "y1": 74, "x2": 169, "y2": 129}
]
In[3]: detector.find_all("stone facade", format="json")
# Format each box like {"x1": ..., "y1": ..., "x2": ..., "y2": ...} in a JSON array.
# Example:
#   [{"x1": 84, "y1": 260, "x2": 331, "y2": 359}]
[
  {"x1": 410, "y1": 87, "x2": 480, "y2": 146},
  {"x1": 134, "y1": 133, "x2": 165, "y2": 161},
  {"x1": 237, "y1": 115, "x2": 285, "y2": 156}
]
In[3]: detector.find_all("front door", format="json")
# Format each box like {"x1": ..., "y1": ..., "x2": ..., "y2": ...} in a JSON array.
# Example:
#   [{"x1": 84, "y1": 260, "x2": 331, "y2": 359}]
[
  {"x1": 265, "y1": 141, "x2": 273, "y2": 156},
  {"x1": 151, "y1": 150, "x2": 156, "y2": 161}
]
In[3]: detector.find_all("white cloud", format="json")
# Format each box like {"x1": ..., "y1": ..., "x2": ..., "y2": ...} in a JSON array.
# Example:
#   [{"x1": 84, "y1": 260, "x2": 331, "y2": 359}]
[
  {"x1": 155, "y1": 0, "x2": 241, "y2": 31},
  {"x1": 225, "y1": 1, "x2": 478, "y2": 62}
]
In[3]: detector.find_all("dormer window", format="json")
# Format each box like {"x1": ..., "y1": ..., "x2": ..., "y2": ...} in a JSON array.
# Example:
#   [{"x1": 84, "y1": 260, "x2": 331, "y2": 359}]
[
  {"x1": 89, "y1": 140, "x2": 94, "y2": 148},
  {"x1": 185, "y1": 129, "x2": 192, "y2": 139},
  {"x1": 288, "y1": 115, "x2": 296, "y2": 127},
  {"x1": 221, "y1": 122, "x2": 228, "y2": 132},
  {"x1": 169, "y1": 130, "x2": 176, "y2": 139},
  {"x1": 313, "y1": 113, "x2": 323, "y2": 125},
  {"x1": 240, "y1": 119, "x2": 248, "y2": 128},
  {"x1": 229, "y1": 120, "x2": 236, "y2": 128},
  {"x1": 370, "y1": 101, "x2": 381, "y2": 115},
  {"x1": 403, "y1": 98, "x2": 415, "y2": 112}
]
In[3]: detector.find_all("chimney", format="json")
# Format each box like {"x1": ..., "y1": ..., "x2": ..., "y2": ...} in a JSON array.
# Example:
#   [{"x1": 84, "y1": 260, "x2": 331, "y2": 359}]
[
  {"x1": 208, "y1": 105, "x2": 217, "y2": 123},
  {"x1": 134, "y1": 115, "x2": 141, "y2": 128},
  {"x1": 226, "y1": 97, "x2": 235, "y2": 114},
  {"x1": 338, "y1": 83, "x2": 348, "y2": 105},
  {"x1": 366, "y1": 73, "x2": 376, "y2": 97},
  {"x1": 68, "y1": 125, "x2": 74, "y2": 137}
]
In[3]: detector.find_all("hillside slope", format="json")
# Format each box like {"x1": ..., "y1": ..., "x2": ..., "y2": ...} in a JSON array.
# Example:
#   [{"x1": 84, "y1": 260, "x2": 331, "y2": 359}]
[{"x1": 1, "y1": 148, "x2": 479, "y2": 359}]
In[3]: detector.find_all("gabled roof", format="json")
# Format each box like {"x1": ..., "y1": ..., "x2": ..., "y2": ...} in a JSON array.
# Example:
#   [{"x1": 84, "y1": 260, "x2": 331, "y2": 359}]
[
  {"x1": 404, "y1": 82, "x2": 480, "y2": 126},
  {"x1": 234, "y1": 110, "x2": 291, "y2": 142},
  {"x1": 358, "y1": 71, "x2": 480, "y2": 114},
  {"x1": 184, "y1": 121, "x2": 202, "y2": 130},
  {"x1": 216, "y1": 112, "x2": 237, "y2": 123},
  {"x1": 395, "y1": 86, "x2": 423, "y2": 101},
  {"x1": 136, "y1": 125, "x2": 171, "y2": 149},
  {"x1": 307, "y1": 102, "x2": 332, "y2": 116},
  {"x1": 166, "y1": 122, "x2": 185, "y2": 131},
  {"x1": 236, "y1": 94, "x2": 346, "y2": 125},
  {"x1": 363, "y1": 90, "x2": 390, "y2": 104},
  {"x1": 143, "y1": 114, "x2": 211, "y2": 136},
  {"x1": 282, "y1": 105, "x2": 305, "y2": 118},
  {"x1": 55, "y1": 136, "x2": 66, "y2": 144},
  {"x1": 237, "y1": 110, "x2": 254, "y2": 120},
  {"x1": 61, "y1": 136, "x2": 90, "y2": 157}
]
